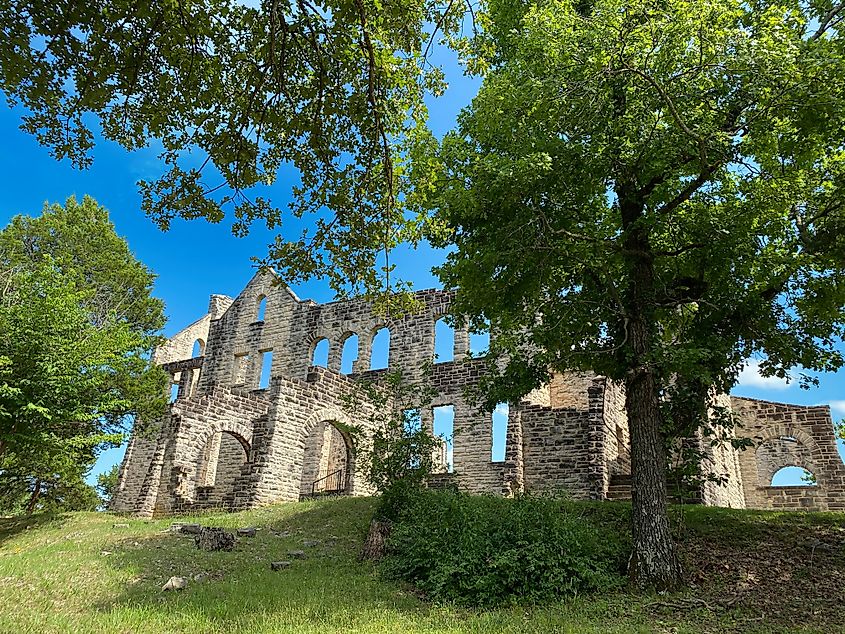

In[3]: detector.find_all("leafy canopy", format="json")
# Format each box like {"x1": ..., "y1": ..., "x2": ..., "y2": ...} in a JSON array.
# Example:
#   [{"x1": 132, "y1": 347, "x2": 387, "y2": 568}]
[
  {"x1": 414, "y1": 0, "x2": 845, "y2": 408},
  {"x1": 0, "y1": 0, "x2": 464, "y2": 302},
  {"x1": 0, "y1": 196, "x2": 168, "y2": 513}
]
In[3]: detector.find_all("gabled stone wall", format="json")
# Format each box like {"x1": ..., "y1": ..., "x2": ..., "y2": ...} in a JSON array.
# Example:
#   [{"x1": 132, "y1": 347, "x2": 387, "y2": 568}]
[{"x1": 111, "y1": 270, "x2": 845, "y2": 515}]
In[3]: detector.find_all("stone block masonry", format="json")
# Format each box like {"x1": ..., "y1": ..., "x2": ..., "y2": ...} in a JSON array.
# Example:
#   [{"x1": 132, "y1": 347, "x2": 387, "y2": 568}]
[{"x1": 110, "y1": 269, "x2": 845, "y2": 515}]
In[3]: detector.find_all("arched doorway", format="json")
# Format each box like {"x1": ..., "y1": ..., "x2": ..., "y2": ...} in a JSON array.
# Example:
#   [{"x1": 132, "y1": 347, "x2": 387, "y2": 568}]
[
  {"x1": 299, "y1": 421, "x2": 353, "y2": 497},
  {"x1": 195, "y1": 430, "x2": 250, "y2": 508}
]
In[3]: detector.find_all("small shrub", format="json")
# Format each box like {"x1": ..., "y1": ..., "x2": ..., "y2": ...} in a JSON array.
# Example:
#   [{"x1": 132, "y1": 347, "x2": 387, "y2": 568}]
[
  {"x1": 382, "y1": 490, "x2": 628, "y2": 606},
  {"x1": 343, "y1": 369, "x2": 440, "y2": 522}
]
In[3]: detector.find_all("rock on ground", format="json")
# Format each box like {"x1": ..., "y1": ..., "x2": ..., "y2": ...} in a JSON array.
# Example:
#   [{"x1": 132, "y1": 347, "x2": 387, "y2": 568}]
[
  {"x1": 195, "y1": 527, "x2": 236, "y2": 552},
  {"x1": 163, "y1": 576, "x2": 188, "y2": 591}
]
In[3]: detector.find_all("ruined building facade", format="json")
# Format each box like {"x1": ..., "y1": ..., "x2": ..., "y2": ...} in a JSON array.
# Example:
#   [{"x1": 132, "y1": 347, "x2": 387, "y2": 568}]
[{"x1": 111, "y1": 271, "x2": 845, "y2": 516}]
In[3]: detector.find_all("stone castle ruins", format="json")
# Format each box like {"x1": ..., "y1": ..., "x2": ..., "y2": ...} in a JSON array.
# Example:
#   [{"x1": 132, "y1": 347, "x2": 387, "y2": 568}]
[{"x1": 111, "y1": 270, "x2": 845, "y2": 516}]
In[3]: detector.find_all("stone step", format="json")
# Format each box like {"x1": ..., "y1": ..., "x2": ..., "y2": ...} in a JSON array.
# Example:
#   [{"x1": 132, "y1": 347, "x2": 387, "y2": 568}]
[
  {"x1": 607, "y1": 474, "x2": 633, "y2": 501},
  {"x1": 298, "y1": 490, "x2": 348, "y2": 502}
]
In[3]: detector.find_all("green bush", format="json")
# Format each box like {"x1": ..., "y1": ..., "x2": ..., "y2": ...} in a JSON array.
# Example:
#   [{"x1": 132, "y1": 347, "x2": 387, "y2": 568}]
[{"x1": 382, "y1": 490, "x2": 628, "y2": 606}]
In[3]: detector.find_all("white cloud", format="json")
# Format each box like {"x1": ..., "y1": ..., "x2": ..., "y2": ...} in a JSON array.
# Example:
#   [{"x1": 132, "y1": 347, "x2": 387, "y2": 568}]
[
  {"x1": 736, "y1": 359, "x2": 792, "y2": 391},
  {"x1": 829, "y1": 400, "x2": 845, "y2": 416},
  {"x1": 494, "y1": 403, "x2": 509, "y2": 417}
]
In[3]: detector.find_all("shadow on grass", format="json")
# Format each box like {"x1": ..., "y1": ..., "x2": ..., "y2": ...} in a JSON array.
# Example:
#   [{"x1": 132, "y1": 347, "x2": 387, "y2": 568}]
[
  {"x1": 670, "y1": 504, "x2": 845, "y2": 630},
  {"x1": 90, "y1": 497, "x2": 845, "y2": 633},
  {"x1": 0, "y1": 512, "x2": 70, "y2": 547},
  {"x1": 95, "y1": 498, "x2": 433, "y2": 631}
]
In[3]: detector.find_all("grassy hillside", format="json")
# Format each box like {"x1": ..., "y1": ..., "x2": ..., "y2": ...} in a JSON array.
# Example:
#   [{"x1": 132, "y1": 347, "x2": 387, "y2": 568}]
[{"x1": 0, "y1": 497, "x2": 843, "y2": 633}]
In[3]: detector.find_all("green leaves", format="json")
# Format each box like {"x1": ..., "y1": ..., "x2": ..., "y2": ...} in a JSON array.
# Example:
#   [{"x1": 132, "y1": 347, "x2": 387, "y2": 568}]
[
  {"x1": 419, "y1": 0, "x2": 845, "y2": 403},
  {"x1": 1, "y1": 0, "x2": 452, "y2": 298},
  {"x1": 0, "y1": 197, "x2": 168, "y2": 514},
  {"x1": 383, "y1": 491, "x2": 627, "y2": 605}
]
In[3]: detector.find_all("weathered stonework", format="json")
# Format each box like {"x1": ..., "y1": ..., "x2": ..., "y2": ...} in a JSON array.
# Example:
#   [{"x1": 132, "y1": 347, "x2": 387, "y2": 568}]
[{"x1": 111, "y1": 270, "x2": 845, "y2": 515}]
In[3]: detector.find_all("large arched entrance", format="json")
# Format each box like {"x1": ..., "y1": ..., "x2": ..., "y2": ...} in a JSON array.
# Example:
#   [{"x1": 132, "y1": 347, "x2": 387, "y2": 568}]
[
  {"x1": 299, "y1": 420, "x2": 353, "y2": 497},
  {"x1": 195, "y1": 430, "x2": 250, "y2": 508}
]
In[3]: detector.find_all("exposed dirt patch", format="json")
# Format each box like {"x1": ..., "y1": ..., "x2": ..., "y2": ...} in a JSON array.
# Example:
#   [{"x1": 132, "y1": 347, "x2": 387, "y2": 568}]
[{"x1": 653, "y1": 513, "x2": 845, "y2": 632}]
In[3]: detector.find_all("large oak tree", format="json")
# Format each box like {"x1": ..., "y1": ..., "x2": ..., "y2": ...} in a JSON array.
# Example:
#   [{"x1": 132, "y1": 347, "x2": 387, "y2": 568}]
[{"x1": 411, "y1": 0, "x2": 845, "y2": 586}]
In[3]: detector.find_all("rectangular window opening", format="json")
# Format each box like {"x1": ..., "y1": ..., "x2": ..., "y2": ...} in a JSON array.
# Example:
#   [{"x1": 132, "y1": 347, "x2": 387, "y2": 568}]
[
  {"x1": 433, "y1": 405, "x2": 455, "y2": 473},
  {"x1": 402, "y1": 408, "x2": 422, "y2": 470},
  {"x1": 259, "y1": 350, "x2": 273, "y2": 389},
  {"x1": 491, "y1": 402, "x2": 509, "y2": 462},
  {"x1": 402, "y1": 408, "x2": 422, "y2": 434}
]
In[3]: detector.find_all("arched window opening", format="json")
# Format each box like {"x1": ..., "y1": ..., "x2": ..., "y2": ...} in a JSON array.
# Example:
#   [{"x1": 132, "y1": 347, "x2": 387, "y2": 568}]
[
  {"x1": 169, "y1": 382, "x2": 180, "y2": 403},
  {"x1": 491, "y1": 402, "x2": 509, "y2": 461},
  {"x1": 469, "y1": 323, "x2": 490, "y2": 357},
  {"x1": 370, "y1": 327, "x2": 390, "y2": 370},
  {"x1": 192, "y1": 338, "x2": 205, "y2": 358},
  {"x1": 311, "y1": 338, "x2": 329, "y2": 367},
  {"x1": 433, "y1": 405, "x2": 455, "y2": 473},
  {"x1": 256, "y1": 295, "x2": 267, "y2": 322},
  {"x1": 340, "y1": 333, "x2": 359, "y2": 374},
  {"x1": 434, "y1": 317, "x2": 454, "y2": 363},
  {"x1": 771, "y1": 465, "x2": 817, "y2": 487}
]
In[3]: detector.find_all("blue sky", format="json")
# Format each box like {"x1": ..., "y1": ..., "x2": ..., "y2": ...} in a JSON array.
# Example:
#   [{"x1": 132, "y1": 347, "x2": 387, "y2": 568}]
[{"x1": 0, "y1": 45, "x2": 842, "y2": 489}]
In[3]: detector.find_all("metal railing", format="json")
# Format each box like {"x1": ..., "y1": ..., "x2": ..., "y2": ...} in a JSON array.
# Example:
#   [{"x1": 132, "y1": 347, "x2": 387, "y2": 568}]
[{"x1": 311, "y1": 469, "x2": 346, "y2": 496}]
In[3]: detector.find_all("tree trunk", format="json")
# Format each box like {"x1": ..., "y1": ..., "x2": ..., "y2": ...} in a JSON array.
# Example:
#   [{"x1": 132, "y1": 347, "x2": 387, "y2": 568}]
[
  {"x1": 626, "y1": 365, "x2": 682, "y2": 588},
  {"x1": 26, "y1": 479, "x2": 42, "y2": 515},
  {"x1": 360, "y1": 518, "x2": 391, "y2": 561},
  {"x1": 619, "y1": 193, "x2": 682, "y2": 589}
]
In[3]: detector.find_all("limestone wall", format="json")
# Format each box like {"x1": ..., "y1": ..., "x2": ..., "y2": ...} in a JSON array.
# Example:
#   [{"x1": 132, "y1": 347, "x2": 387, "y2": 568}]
[
  {"x1": 112, "y1": 269, "x2": 845, "y2": 516},
  {"x1": 196, "y1": 271, "x2": 469, "y2": 394},
  {"x1": 111, "y1": 430, "x2": 158, "y2": 513},
  {"x1": 731, "y1": 397, "x2": 845, "y2": 511},
  {"x1": 693, "y1": 392, "x2": 747, "y2": 508},
  {"x1": 110, "y1": 271, "x2": 639, "y2": 513}
]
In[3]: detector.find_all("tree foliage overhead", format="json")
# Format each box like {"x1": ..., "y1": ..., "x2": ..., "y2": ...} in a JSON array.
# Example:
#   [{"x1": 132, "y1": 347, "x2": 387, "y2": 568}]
[
  {"x1": 0, "y1": 196, "x2": 168, "y2": 513},
  {"x1": 410, "y1": 0, "x2": 845, "y2": 585},
  {"x1": 422, "y1": 0, "x2": 845, "y2": 394},
  {"x1": 0, "y1": 0, "x2": 460, "y2": 301}
]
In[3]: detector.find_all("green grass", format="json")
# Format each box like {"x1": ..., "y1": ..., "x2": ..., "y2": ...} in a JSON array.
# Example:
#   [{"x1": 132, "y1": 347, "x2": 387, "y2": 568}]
[{"x1": 0, "y1": 497, "x2": 843, "y2": 633}]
